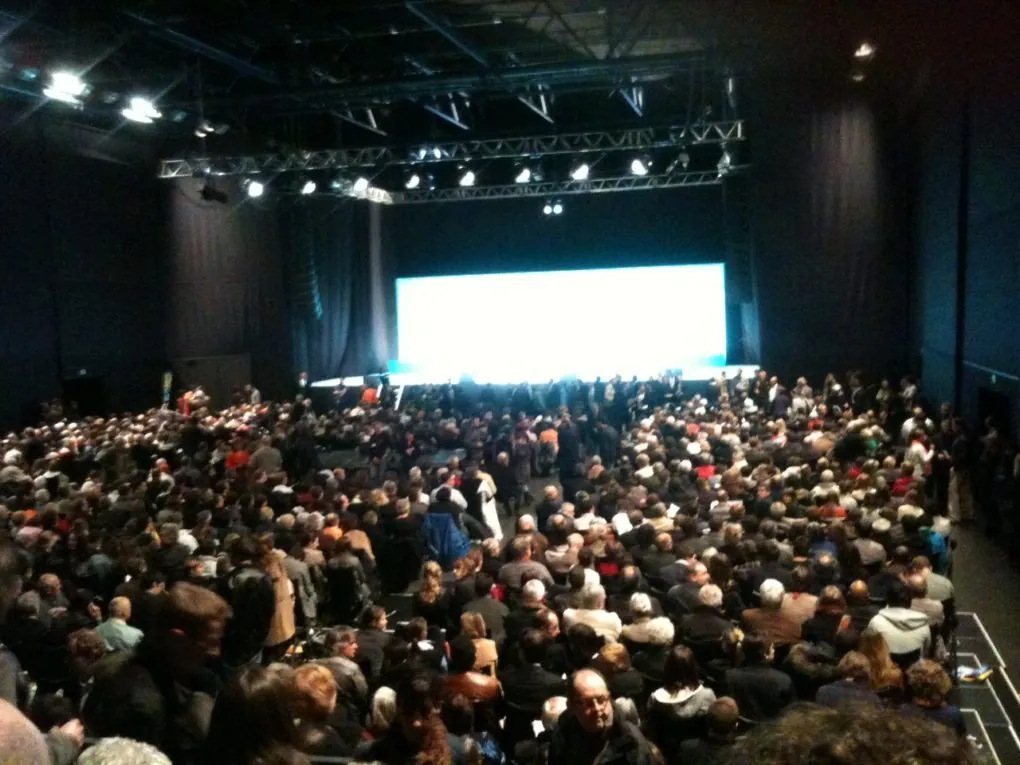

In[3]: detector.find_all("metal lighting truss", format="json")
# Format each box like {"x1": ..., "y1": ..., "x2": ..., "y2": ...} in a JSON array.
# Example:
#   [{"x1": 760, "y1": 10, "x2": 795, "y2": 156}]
[
  {"x1": 157, "y1": 120, "x2": 745, "y2": 178},
  {"x1": 296, "y1": 169, "x2": 740, "y2": 204}
]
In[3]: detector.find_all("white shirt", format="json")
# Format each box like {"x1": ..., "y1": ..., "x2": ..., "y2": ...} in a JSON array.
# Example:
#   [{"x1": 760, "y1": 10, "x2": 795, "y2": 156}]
[
  {"x1": 901, "y1": 417, "x2": 933, "y2": 443},
  {"x1": 431, "y1": 485, "x2": 467, "y2": 510}
]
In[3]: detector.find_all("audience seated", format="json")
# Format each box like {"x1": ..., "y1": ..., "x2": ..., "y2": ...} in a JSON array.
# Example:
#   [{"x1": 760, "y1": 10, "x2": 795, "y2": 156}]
[{"x1": 0, "y1": 370, "x2": 987, "y2": 764}]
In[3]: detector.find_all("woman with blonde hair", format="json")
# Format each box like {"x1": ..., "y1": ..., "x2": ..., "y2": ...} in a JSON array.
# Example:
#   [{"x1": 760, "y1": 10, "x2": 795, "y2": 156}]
[
  {"x1": 412, "y1": 561, "x2": 452, "y2": 632},
  {"x1": 858, "y1": 629, "x2": 904, "y2": 700},
  {"x1": 460, "y1": 611, "x2": 498, "y2": 675},
  {"x1": 258, "y1": 533, "x2": 296, "y2": 663}
]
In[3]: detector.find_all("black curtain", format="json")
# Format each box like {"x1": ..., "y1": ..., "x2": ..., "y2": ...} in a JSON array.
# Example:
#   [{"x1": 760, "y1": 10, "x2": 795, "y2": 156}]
[
  {"x1": 748, "y1": 78, "x2": 911, "y2": 383},
  {"x1": 168, "y1": 180, "x2": 291, "y2": 398}
]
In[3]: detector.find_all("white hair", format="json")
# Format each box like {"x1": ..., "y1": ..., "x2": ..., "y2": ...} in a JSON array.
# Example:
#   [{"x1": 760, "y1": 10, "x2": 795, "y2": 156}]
[
  {"x1": 759, "y1": 578, "x2": 785, "y2": 609},
  {"x1": 629, "y1": 592, "x2": 653, "y2": 617},
  {"x1": 698, "y1": 583, "x2": 724, "y2": 609},
  {"x1": 77, "y1": 738, "x2": 172, "y2": 765},
  {"x1": 369, "y1": 687, "x2": 397, "y2": 732},
  {"x1": 523, "y1": 579, "x2": 547, "y2": 602},
  {"x1": 643, "y1": 617, "x2": 676, "y2": 646},
  {"x1": 579, "y1": 583, "x2": 606, "y2": 610}
]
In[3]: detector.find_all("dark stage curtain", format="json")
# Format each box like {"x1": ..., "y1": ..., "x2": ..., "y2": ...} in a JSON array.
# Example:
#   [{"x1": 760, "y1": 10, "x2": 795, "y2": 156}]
[
  {"x1": 168, "y1": 181, "x2": 291, "y2": 399},
  {"x1": 749, "y1": 84, "x2": 911, "y2": 383},
  {"x1": 169, "y1": 187, "x2": 394, "y2": 396}
]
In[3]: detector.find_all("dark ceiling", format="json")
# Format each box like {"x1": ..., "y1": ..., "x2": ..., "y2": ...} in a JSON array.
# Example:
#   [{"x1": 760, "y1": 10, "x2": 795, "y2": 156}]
[{"x1": 2, "y1": 0, "x2": 1007, "y2": 193}]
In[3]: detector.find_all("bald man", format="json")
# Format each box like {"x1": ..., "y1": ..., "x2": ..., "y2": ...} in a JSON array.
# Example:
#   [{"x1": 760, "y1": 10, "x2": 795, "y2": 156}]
[
  {"x1": 549, "y1": 669, "x2": 655, "y2": 765},
  {"x1": 96, "y1": 596, "x2": 143, "y2": 652}
]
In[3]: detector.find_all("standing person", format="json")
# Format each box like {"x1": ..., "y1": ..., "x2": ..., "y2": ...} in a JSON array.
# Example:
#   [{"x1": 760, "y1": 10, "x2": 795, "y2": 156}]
[
  {"x1": 948, "y1": 418, "x2": 974, "y2": 524},
  {"x1": 218, "y1": 536, "x2": 276, "y2": 671},
  {"x1": 548, "y1": 669, "x2": 655, "y2": 765},
  {"x1": 510, "y1": 434, "x2": 533, "y2": 513},
  {"x1": 259, "y1": 534, "x2": 296, "y2": 664}
]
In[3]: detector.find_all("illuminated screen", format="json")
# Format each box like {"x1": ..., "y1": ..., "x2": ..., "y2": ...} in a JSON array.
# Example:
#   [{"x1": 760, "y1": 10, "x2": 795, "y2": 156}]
[{"x1": 394, "y1": 263, "x2": 726, "y2": 383}]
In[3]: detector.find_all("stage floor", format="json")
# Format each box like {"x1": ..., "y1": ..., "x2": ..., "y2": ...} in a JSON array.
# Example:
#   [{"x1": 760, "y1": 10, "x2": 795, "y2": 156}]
[{"x1": 310, "y1": 363, "x2": 759, "y2": 389}]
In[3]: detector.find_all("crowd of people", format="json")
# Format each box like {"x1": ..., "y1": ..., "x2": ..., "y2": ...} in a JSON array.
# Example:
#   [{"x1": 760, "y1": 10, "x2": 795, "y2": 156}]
[{"x1": 0, "y1": 368, "x2": 1012, "y2": 765}]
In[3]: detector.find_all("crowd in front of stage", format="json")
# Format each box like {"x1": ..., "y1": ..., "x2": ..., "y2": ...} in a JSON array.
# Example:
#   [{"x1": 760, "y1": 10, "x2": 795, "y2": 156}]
[{"x1": 0, "y1": 367, "x2": 1014, "y2": 765}]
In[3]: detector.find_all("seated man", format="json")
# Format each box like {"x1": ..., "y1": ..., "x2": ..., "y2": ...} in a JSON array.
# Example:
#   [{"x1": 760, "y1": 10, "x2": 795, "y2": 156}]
[
  {"x1": 563, "y1": 584, "x2": 623, "y2": 643},
  {"x1": 95, "y1": 597, "x2": 144, "y2": 652},
  {"x1": 724, "y1": 634, "x2": 794, "y2": 723},
  {"x1": 867, "y1": 580, "x2": 931, "y2": 659},
  {"x1": 742, "y1": 579, "x2": 801, "y2": 648}
]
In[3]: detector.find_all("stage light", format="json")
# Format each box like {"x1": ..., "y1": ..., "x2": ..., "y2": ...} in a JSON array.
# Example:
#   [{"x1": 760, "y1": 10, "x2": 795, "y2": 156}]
[
  {"x1": 300, "y1": 179, "x2": 317, "y2": 195},
  {"x1": 121, "y1": 96, "x2": 161, "y2": 124},
  {"x1": 854, "y1": 42, "x2": 876, "y2": 60},
  {"x1": 543, "y1": 202, "x2": 553, "y2": 215},
  {"x1": 678, "y1": 151, "x2": 690, "y2": 170},
  {"x1": 851, "y1": 71, "x2": 866, "y2": 83},
  {"x1": 458, "y1": 168, "x2": 476, "y2": 187},
  {"x1": 432, "y1": 147, "x2": 443, "y2": 160},
  {"x1": 514, "y1": 165, "x2": 532, "y2": 184},
  {"x1": 352, "y1": 177, "x2": 370, "y2": 193},
  {"x1": 570, "y1": 162, "x2": 590, "y2": 181},
  {"x1": 404, "y1": 172, "x2": 421, "y2": 189},
  {"x1": 244, "y1": 179, "x2": 265, "y2": 199},
  {"x1": 43, "y1": 70, "x2": 86, "y2": 104},
  {"x1": 552, "y1": 201, "x2": 563, "y2": 215},
  {"x1": 630, "y1": 157, "x2": 650, "y2": 176}
]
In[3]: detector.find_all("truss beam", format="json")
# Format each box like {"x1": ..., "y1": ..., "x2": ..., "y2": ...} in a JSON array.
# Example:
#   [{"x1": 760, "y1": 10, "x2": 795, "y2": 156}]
[
  {"x1": 387, "y1": 170, "x2": 731, "y2": 204},
  {"x1": 157, "y1": 121, "x2": 744, "y2": 179},
  {"x1": 331, "y1": 107, "x2": 387, "y2": 136}
]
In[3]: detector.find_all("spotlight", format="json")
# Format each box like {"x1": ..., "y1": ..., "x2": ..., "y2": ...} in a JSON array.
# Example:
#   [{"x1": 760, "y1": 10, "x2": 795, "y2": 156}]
[
  {"x1": 717, "y1": 147, "x2": 732, "y2": 172},
  {"x1": 630, "y1": 157, "x2": 651, "y2": 176},
  {"x1": 352, "y1": 177, "x2": 370, "y2": 193},
  {"x1": 432, "y1": 147, "x2": 443, "y2": 160},
  {"x1": 425, "y1": 173, "x2": 437, "y2": 191},
  {"x1": 43, "y1": 70, "x2": 86, "y2": 104},
  {"x1": 851, "y1": 71, "x2": 866, "y2": 83},
  {"x1": 552, "y1": 201, "x2": 563, "y2": 215},
  {"x1": 300, "y1": 179, "x2": 317, "y2": 195},
  {"x1": 458, "y1": 168, "x2": 476, "y2": 187},
  {"x1": 244, "y1": 179, "x2": 265, "y2": 199},
  {"x1": 404, "y1": 172, "x2": 421, "y2": 189},
  {"x1": 543, "y1": 202, "x2": 553, "y2": 215},
  {"x1": 678, "y1": 151, "x2": 690, "y2": 170},
  {"x1": 570, "y1": 162, "x2": 590, "y2": 181},
  {"x1": 121, "y1": 96, "x2": 161, "y2": 124},
  {"x1": 854, "y1": 42, "x2": 876, "y2": 61},
  {"x1": 514, "y1": 165, "x2": 532, "y2": 184}
]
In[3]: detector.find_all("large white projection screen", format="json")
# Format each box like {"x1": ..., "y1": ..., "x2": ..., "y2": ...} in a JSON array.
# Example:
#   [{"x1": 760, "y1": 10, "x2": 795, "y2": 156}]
[{"x1": 394, "y1": 264, "x2": 726, "y2": 383}]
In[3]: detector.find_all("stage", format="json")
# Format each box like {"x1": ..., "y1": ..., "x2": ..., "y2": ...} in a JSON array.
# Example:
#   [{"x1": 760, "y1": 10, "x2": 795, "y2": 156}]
[{"x1": 309, "y1": 363, "x2": 760, "y2": 390}]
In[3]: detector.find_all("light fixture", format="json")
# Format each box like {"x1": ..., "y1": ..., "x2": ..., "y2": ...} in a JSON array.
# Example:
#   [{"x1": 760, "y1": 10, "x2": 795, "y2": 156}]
[
  {"x1": 404, "y1": 171, "x2": 421, "y2": 189},
  {"x1": 121, "y1": 96, "x2": 162, "y2": 124},
  {"x1": 543, "y1": 202, "x2": 553, "y2": 215},
  {"x1": 300, "y1": 179, "x2": 317, "y2": 195},
  {"x1": 678, "y1": 151, "x2": 690, "y2": 170},
  {"x1": 514, "y1": 165, "x2": 532, "y2": 184},
  {"x1": 432, "y1": 146, "x2": 443, "y2": 160},
  {"x1": 43, "y1": 70, "x2": 87, "y2": 104},
  {"x1": 570, "y1": 162, "x2": 590, "y2": 181},
  {"x1": 552, "y1": 201, "x2": 563, "y2": 215},
  {"x1": 854, "y1": 42, "x2": 876, "y2": 61},
  {"x1": 244, "y1": 179, "x2": 265, "y2": 199},
  {"x1": 630, "y1": 157, "x2": 651, "y2": 176},
  {"x1": 352, "y1": 177, "x2": 370, "y2": 193},
  {"x1": 458, "y1": 168, "x2": 476, "y2": 187},
  {"x1": 851, "y1": 71, "x2": 866, "y2": 83}
]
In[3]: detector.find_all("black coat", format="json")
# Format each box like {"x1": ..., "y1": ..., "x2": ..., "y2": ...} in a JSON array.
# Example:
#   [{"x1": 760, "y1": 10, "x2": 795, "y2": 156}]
[
  {"x1": 355, "y1": 627, "x2": 392, "y2": 680},
  {"x1": 724, "y1": 665, "x2": 795, "y2": 722},
  {"x1": 217, "y1": 566, "x2": 275, "y2": 668},
  {"x1": 548, "y1": 716, "x2": 655, "y2": 765}
]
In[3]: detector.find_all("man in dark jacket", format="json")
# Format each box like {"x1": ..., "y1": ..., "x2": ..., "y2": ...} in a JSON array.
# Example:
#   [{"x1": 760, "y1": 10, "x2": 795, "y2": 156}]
[
  {"x1": 548, "y1": 669, "x2": 655, "y2": 765},
  {"x1": 724, "y1": 634, "x2": 794, "y2": 723},
  {"x1": 680, "y1": 585, "x2": 734, "y2": 644},
  {"x1": 216, "y1": 536, "x2": 275, "y2": 670},
  {"x1": 462, "y1": 572, "x2": 509, "y2": 645},
  {"x1": 500, "y1": 629, "x2": 568, "y2": 743},
  {"x1": 355, "y1": 606, "x2": 392, "y2": 680}
]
